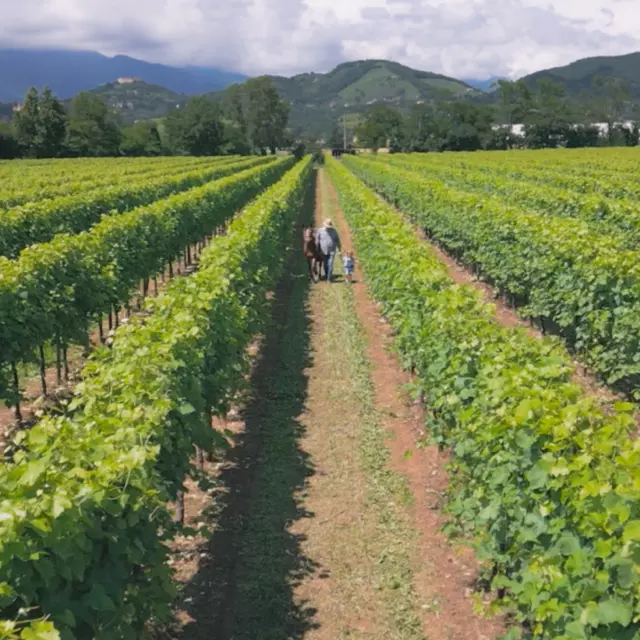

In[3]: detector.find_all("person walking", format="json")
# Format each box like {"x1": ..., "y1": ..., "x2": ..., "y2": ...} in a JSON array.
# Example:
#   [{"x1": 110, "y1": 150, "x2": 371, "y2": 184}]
[
  {"x1": 315, "y1": 219, "x2": 341, "y2": 282},
  {"x1": 342, "y1": 251, "x2": 355, "y2": 284},
  {"x1": 302, "y1": 226, "x2": 323, "y2": 281}
]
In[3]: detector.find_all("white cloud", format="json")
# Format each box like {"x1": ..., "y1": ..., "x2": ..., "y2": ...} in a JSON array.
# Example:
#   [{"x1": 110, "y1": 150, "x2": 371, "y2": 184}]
[{"x1": 0, "y1": 0, "x2": 639, "y2": 78}]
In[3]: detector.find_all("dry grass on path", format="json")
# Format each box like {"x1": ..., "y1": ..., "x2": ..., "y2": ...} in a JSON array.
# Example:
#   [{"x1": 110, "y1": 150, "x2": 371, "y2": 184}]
[{"x1": 322, "y1": 167, "x2": 506, "y2": 640}]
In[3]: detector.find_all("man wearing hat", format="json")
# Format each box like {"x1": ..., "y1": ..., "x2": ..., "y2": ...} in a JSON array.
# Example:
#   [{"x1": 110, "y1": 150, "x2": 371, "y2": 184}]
[{"x1": 315, "y1": 219, "x2": 342, "y2": 283}]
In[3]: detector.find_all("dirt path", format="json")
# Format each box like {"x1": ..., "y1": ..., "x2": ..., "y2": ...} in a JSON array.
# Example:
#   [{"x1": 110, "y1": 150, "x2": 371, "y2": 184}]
[
  {"x1": 164, "y1": 167, "x2": 504, "y2": 640},
  {"x1": 322, "y1": 169, "x2": 505, "y2": 640}
]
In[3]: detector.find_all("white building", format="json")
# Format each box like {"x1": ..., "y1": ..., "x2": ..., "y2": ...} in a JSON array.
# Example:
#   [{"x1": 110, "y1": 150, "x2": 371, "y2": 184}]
[{"x1": 493, "y1": 121, "x2": 636, "y2": 136}]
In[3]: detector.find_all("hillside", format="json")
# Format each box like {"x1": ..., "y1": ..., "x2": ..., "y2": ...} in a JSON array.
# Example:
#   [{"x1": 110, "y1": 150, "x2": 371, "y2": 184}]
[
  {"x1": 0, "y1": 48, "x2": 246, "y2": 102},
  {"x1": 75, "y1": 80, "x2": 187, "y2": 123},
  {"x1": 212, "y1": 59, "x2": 478, "y2": 139},
  {"x1": 521, "y1": 51, "x2": 640, "y2": 97}
]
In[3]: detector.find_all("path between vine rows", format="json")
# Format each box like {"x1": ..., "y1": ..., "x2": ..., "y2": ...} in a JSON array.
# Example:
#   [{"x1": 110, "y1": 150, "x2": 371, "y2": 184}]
[{"x1": 166, "y1": 168, "x2": 504, "y2": 640}]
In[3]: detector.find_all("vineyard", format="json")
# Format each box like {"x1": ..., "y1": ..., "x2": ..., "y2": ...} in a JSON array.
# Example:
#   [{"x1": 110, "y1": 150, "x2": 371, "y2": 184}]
[{"x1": 0, "y1": 149, "x2": 639, "y2": 640}]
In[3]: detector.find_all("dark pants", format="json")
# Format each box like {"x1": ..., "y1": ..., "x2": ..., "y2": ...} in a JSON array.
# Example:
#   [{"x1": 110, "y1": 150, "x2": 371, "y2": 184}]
[{"x1": 323, "y1": 252, "x2": 336, "y2": 282}]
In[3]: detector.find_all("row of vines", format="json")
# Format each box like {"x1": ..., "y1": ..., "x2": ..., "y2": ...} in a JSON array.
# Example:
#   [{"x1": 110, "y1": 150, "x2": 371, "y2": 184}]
[
  {"x1": 342, "y1": 153, "x2": 640, "y2": 394},
  {"x1": 0, "y1": 156, "x2": 289, "y2": 414},
  {"x1": 328, "y1": 154, "x2": 640, "y2": 640},
  {"x1": 0, "y1": 156, "x2": 312, "y2": 639}
]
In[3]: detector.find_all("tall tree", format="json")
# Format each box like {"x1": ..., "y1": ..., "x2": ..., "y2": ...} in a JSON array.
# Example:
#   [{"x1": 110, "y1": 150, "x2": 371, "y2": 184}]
[
  {"x1": 495, "y1": 79, "x2": 533, "y2": 125},
  {"x1": 66, "y1": 92, "x2": 121, "y2": 156},
  {"x1": 355, "y1": 104, "x2": 404, "y2": 151},
  {"x1": 523, "y1": 78, "x2": 572, "y2": 148},
  {"x1": 0, "y1": 122, "x2": 19, "y2": 159},
  {"x1": 13, "y1": 87, "x2": 40, "y2": 157},
  {"x1": 36, "y1": 87, "x2": 67, "y2": 157},
  {"x1": 166, "y1": 97, "x2": 225, "y2": 156},
  {"x1": 245, "y1": 77, "x2": 289, "y2": 154},
  {"x1": 120, "y1": 121, "x2": 164, "y2": 156},
  {"x1": 590, "y1": 75, "x2": 631, "y2": 145},
  {"x1": 222, "y1": 83, "x2": 249, "y2": 142},
  {"x1": 440, "y1": 102, "x2": 495, "y2": 151},
  {"x1": 328, "y1": 120, "x2": 344, "y2": 148},
  {"x1": 404, "y1": 103, "x2": 444, "y2": 152}
]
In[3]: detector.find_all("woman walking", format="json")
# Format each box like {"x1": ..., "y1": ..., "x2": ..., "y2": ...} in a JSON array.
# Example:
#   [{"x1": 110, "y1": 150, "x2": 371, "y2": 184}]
[{"x1": 315, "y1": 219, "x2": 341, "y2": 283}]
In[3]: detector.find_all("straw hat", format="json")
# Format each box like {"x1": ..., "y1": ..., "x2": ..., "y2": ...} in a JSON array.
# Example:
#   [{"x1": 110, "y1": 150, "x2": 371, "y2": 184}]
[{"x1": 324, "y1": 218, "x2": 333, "y2": 227}]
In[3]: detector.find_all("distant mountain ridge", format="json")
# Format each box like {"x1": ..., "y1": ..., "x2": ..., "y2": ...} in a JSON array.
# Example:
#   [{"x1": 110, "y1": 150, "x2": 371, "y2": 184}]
[
  {"x1": 211, "y1": 59, "x2": 480, "y2": 138},
  {"x1": 4, "y1": 48, "x2": 640, "y2": 135},
  {"x1": 0, "y1": 48, "x2": 246, "y2": 102},
  {"x1": 521, "y1": 52, "x2": 640, "y2": 97}
]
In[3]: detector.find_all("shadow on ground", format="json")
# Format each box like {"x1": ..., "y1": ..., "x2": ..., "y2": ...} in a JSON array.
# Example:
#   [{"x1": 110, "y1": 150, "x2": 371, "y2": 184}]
[{"x1": 174, "y1": 171, "x2": 321, "y2": 640}]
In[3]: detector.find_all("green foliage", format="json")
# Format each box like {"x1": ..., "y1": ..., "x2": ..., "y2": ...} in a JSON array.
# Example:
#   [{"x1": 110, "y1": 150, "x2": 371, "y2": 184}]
[
  {"x1": 165, "y1": 96, "x2": 225, "y2": 156},
  {"x1": 400, "y1": 102, "x2": 496, "y2": 152},
  {"x1": 0, "y1": 156, "x2": 311, "y2": 638},
  {"x1": 0, "y1": 156, "x2": 269, "y2": 258},
  {"x1": 220, "y1": 77, "x2": 290, "y2": 154},
  {"x1": 0, "y1": 157, "x2": 291, "y2": 401},
  {"x1": 0, "y1": 618, "x2": 60, "y2": 640},
  {"x1": 36, "y1": 88, "x2": 66, "y2": 158},
  {"x1": 327, "y1": 155, "x2": 640, "y2": 639},
  {"x1": 494, "y1": 79, "x2": 533, "y2": 125},
  {"x1": 13, "y1": 88, "x2": 40, "y2": 157},
  {"x1": 522, "y1": 51, "x2": 640, "y2": 100},
  {"x1": 66, "y1": 92, "x2": 121, "y2": 157},
  {"x1": 12, "y1": 87, "x2": 66, "y2": 158},
  {"x1": 343, "y1": 154, "x2": 640, "y2": 392},
  {"x1": 355, "y1": 104, "x2": 404, "y2": 151},
  {"x1": 246, "y1": 60, "x2": 475, "y2": 140},
  {"x1": 0, "y1": 122, "x2": 18, "y2": 159},
  {"x1": 119, "y1": 121, "x2": 164, "y2": 156},
  {"x1": 78, "y1": 80, "x2": 187, "y2": 124}
]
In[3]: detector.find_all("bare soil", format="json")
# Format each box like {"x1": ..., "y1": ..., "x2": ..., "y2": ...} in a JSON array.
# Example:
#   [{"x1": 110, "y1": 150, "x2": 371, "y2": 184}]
[
  {"x1": 323, "y1": 170, "x2": 505, "y2": 640},
  {"x1": 158, "y1": 167, "x2": 509, "y2": 639}
]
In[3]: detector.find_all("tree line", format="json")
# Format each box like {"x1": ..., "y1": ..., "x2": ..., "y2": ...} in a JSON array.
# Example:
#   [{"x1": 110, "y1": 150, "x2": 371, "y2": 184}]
[
  {"x1": 0, "y1": 77, "x2": 290, "y2": 159},
  {"x1": 350, "y1": 76, "x2": 640, "y2": 152}
]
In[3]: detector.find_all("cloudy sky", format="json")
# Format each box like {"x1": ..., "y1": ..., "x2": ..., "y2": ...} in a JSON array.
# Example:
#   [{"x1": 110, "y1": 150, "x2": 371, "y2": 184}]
[{"x1": 1, "y1": 0, "x2": 640, "y2": 79}]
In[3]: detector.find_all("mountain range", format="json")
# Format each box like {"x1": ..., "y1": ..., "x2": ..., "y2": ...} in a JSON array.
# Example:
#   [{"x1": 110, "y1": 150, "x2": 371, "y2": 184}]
[
  {"x1": 244, "y1": 60, "x2": 480, "y2": 137},
  {"x1": 2, "y1": 48, "x2": 640, "y2": 138},
  {"x1": 0, "y1": 49, "x2": 246, "y2": 102},
  {"x1": 523, "y1": 51, "x2": 640, "y2": 98}
]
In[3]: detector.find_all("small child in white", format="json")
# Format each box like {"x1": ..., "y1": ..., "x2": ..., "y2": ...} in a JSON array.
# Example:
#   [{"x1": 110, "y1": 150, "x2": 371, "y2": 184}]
[{"x1": 342, "y1": 251, "x2": 355, "y2": 283}]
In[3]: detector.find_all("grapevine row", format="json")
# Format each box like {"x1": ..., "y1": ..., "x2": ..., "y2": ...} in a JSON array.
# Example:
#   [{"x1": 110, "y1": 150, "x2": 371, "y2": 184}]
[
  {"x1": 381, "y1": 152, "x2": 640, "y2": 201},
  {"x1": 343, "y1": 154, "x2": 640, "y2": 392},
  {"x1": 0, "y1": 157, "x2": 294, "y2": 407},
  {"x1": 328, "y1": 155, "x2": 640, "y2": 640},
  {"x1": 0, "y1": 155, "x2": 273, "y2": 259},
  {"x1": 0, "y1": 156, "x2": 234, "y2": 208},
  {"x1": 370, "y1": 155, "x2": 640, "y2": 246},
  {"x1": 0, "y1": 156, "x2": 312, "y2": 639},
  {"x1": 399, "y1": 147, "x2": 640, "y2": 177},
  {"x1": 0, "y1": 155, "x2": 210, "y2": 182}
]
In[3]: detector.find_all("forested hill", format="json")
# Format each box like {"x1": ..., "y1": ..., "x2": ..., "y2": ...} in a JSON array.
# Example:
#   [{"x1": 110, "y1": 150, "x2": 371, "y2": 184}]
[
  {"x1": 64, "y1": 81, "x2": 188, "y2": 124},
  {"x1": 521, "y1": 52, "x2": 640, "y2": 97},
  {"x1": 211, "y1": 59, "x2": 479, "y2": 138}
]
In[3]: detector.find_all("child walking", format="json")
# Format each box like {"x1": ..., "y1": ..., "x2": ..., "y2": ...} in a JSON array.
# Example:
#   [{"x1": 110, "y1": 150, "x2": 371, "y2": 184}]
[{"x1": 342, "y1": 251, "x2": 355, "y2": 283}]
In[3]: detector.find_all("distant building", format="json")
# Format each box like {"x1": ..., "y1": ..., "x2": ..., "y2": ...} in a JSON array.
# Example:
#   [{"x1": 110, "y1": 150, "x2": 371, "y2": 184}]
[
  {"x1": 116, "y1": 77, "x2": 140, "y2": 85},
  {"x1": 12, "y1": 104, "x2": 23, "y2": 113},
  {"x1": 494, "y1": 121, "x2": 636, "y2": 137}
]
